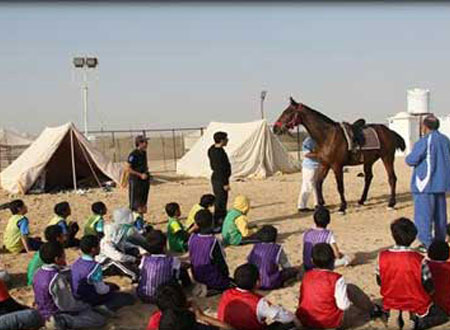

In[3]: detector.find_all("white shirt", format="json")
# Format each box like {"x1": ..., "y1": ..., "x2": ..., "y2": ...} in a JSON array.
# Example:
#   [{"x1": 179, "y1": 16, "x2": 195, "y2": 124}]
[{"x1": 334, "y1": 277, "x2": 351, "y2": 311}]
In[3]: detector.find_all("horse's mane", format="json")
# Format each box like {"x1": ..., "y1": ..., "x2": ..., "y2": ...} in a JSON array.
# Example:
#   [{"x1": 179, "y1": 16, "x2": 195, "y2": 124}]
[{"x1": 301, "y1": 103, "x2": 337, "y2": 125}]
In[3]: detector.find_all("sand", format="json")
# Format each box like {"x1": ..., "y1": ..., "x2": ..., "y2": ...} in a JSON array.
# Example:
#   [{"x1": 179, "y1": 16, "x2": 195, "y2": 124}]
[{"x1": 0, "y1": 158, "x2": 447, "y2": 329}]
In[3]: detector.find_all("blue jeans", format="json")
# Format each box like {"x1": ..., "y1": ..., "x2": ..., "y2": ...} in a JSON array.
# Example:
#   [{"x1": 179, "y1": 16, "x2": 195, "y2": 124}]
[
  {"x1": 413, "y1": 193, "x2": 448, "y2": 247},
  {"x1": 0, "y1": 309, "x2": 43, "y2": 330}
]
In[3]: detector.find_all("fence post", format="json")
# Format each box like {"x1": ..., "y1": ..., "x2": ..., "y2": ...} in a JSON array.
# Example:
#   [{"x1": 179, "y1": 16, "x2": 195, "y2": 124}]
[
  {"x1": 111, "y1": 131, "x2": 117, "y2": 162},
  {"x1": 296, "y1": 125, "x2": 301, "y2": 162},
  {"x1": 172, "y1": 129, "x2": 177, "y2": 171}
]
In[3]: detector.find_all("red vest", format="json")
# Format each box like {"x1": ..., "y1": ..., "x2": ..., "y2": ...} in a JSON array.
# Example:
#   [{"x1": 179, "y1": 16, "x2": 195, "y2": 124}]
[
  {"x1": 0, "y1": 280, "x2": 10, "y2": 302},
  {"x1": 379, "y1": 249, "x2": 432, "y2": 316},
  {"x1": 428, "y1": 260, "x2": 450, "y2": 315},
  {"x1": 296, "y1": 269, "x2": 344, "y2": 329},
  {"x1": 146, "y1": 310, "x2": 162, "y2": 330},
  {"x1": 218, "y1": 288, "x2": 264, "y2": 330}
]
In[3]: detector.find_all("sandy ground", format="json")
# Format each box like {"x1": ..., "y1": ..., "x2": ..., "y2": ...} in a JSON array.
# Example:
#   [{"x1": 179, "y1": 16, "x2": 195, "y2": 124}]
[{"x1": 0, "y1": 158, "x2": 447, "y2": 329}]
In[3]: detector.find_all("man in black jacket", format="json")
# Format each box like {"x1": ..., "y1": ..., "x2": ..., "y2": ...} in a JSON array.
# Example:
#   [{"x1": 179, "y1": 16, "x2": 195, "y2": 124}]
[
  {"x1": 126, "y1": 135, "x2": 151, "y2": 209},
  {"x1": 208, "y1": 132, "x2": 231, "y2": 228}
]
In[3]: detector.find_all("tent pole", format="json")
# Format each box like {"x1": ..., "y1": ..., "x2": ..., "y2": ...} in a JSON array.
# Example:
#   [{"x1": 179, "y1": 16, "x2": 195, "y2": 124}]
[{"x1": 70, "y1": 130, "x2": 78, "y2": 190}]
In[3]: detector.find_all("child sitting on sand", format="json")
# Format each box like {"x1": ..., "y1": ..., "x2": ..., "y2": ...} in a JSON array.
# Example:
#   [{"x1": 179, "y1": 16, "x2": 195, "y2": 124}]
[
  {"x1": 189, "y1": 209, "x2": 232, "y2": 295},
  {"x1": 137, "y1": 230, "x2": 191, "y2": 303},
  {"x1": 302, "y1": 206, "x2": 353, "y2": 270},
  {"x1": 27, "y1": 225, "x2": 66, "y2": 286},
  {"x1": 147, "y1": 282, "x2": 233, "y2": 330},
  {"x1": 48, "y1": 201, "x2": 80, "y2": 248},
  {"x1": 1, "y1": 199, "x2": 42, "y2": 253},
  {"x1": 33, "y1": 242, "x2": 106, "y2": 329},
  {"x1": 376, "y1": 218, "x2": 447, "y2": 329},
  {"x1": 84, "y1": 201, "x2": 107, "y2": 238},
  {"x1": 132, "y1": 203, "x2": 153, "y2": 235},
  {"x1": 221, "y1": 195, "x2": 265, "y2": 246},
  {"x1": 166, "y1": 202, "x2": 196, "y2": 253},
  {"x1": 218, "y1": 263, "x2": 299, "y2": 330},
  {"x1": 427, "y1": 240, "x2": 450, "y2": 315},
  {"x1": 186, "y1": 194, "x2": 215, "y2": 232},
  {"x1": 297, "y1": 243, "x2": 384, "y2": 329},
  {"x1": 247, "y1": 225, "x2": 299, "y2": 290},
  {"x1": 71, "y1": 235, "x2": 135, "y2": 315}
]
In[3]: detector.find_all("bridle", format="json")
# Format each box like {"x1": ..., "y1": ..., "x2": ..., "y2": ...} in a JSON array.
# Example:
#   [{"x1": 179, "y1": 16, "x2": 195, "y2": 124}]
[{"x1": 275, "y1": 104, "x2": 303, "y2": 130}]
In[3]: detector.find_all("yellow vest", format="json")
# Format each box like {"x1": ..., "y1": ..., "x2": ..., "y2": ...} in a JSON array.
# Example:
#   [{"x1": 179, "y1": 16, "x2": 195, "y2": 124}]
[
  {"x1": 186, "y1": 204, "x2": 203, "y2": 230},
  {"x1": 84, "y1": 215, "x2": 102, "y2": 236},
  {"x1": 4, "y1": 215, "x2": 25, "y2": 253}
]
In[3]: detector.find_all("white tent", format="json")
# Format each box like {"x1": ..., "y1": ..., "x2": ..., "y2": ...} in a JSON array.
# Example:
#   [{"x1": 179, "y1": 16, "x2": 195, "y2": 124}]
[
  {"x1": 0, "y1": 123, "x2": 124, "y2": 194},
  {"x1": 0, "y1": 128, "x2": 34, "y2": 147},
  {"x1": 177, "y1": 120, "x2": 299, "y2": 180}
]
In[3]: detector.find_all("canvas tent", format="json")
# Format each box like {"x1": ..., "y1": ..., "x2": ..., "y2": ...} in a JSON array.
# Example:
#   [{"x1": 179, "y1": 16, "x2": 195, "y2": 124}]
[
  {"x1": 0, "y1": 128, "x2": 34, "y2": 147},
  {"x1": 0, "y1": 123, "x2": 124, "y2": 194},
  {"x1": 177, "y1": 120, "x2": 299, "y2": 180}
]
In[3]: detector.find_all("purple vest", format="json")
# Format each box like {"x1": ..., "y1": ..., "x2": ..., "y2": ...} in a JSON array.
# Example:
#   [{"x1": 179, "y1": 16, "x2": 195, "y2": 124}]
[
  {"x1": 71, "y1": 257, "x2": 107, "y2": 305},
  {"x1": 33, "y1": 267, "x2": 60, "y2": 320},
  {"x1": 303, "y1": 228, "x2": 332, "y2": 270},
  {"x1": 248, "y1": 243, "x2": 282, "y2": 290},
  {"x1": 188, "y1": 234, "x2": 230, "y2": 290},
  {"x1": 137, "y1": 255, "x2": 174, "y2": 302}
]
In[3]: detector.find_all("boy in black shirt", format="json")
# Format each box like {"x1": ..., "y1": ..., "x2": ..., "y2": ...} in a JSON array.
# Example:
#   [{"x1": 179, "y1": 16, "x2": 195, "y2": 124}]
[{"x1": 127, "y1": 135, "x2": 151, "y2": 209}]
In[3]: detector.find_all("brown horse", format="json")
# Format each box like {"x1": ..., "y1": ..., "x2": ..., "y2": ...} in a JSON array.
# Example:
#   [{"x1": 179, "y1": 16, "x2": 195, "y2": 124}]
[{"x1": 273, "y1": 97, "x2": 406, "y2": 213}]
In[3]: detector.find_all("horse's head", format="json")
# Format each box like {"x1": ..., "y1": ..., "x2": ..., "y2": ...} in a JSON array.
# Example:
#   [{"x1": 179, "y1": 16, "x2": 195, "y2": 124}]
[{"x1": 273, "y1": 96, "x2": 303, "y2": 135}]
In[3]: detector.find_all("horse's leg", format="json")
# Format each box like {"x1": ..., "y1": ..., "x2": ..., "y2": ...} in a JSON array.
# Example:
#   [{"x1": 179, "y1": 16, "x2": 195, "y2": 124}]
[
  {"x1": 332, "y1": 165, "x2": 347, "y2": 214},
  {"x1": 358, "y1": 158, "x2": 376, "y2": 205},
  {"x1": 316, "y1": 163, "x2": 330, "y2": 206},
  {"x1": 382, "y1": 154, "x2": 397, "y2": 209}
]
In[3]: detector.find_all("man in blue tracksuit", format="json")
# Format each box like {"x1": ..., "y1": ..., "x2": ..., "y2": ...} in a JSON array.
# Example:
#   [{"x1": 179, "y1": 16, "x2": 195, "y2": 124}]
[{"x1": 406, "y1": 115, "x2": 450, "y2": 249}]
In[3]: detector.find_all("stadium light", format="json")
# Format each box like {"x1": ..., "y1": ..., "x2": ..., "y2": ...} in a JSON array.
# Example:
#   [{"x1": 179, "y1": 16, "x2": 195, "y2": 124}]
[
  {"x1": 260, "y1": 90, "x2": 268, "y2": 119},
  {"x1": 72, "y1": 56, "x2": 99, "y2": 137}
]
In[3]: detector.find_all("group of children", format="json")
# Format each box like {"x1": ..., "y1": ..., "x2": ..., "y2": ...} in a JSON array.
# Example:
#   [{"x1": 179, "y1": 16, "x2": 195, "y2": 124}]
[{"x1": 2, "y1": 194, "x2": 450, "y2": 330}]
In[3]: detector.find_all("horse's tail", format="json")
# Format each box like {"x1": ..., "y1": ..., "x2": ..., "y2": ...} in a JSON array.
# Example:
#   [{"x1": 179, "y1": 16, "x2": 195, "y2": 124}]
[{"x1": 392, "y1": 130, "x2": 406, "y2": 151}]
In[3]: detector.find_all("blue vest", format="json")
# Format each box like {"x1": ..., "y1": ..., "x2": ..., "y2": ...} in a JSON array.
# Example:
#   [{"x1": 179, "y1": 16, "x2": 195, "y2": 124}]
[
  {"x1": 303, "y1": 228, "x2": 332, "y2": 270},
  {"x1": 71, "y1": 257, "x2": 109, "y2": 305},
  {"x1": 248, "y1": 243, "x2": 282, "y2": 290},
  {"x1": 137, "y1": 255, "x2": 174, "y2": 302},
  {"x1": 33, "y1": 267, "x2": 60, "y2": 320}
]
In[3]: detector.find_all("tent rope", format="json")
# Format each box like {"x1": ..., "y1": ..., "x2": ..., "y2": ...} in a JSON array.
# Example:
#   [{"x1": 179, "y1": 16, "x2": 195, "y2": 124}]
[
  {"x1": 75, "y1": 135, "x2": 103, "y2": 189},
  {"x1": 70, "y1": 130, "x2": 78, "y2": 190}
]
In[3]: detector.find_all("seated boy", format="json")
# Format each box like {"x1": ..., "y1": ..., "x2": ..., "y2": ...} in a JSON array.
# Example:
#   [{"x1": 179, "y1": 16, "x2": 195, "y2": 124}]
[
  {"x1": 186, "y1": 194, "x2": 215, "y2": 232},
  {"x1": 147, "y1": 282, "x2": 232, "y2": 330},
  {"x1": 84, "y1": 202, "x2": 107, "y2": 238},
  {"x1": 2, "y1": 199, "x2": 42, "y2": 253},
  {"x1": 428, "y1": 240, "x2": 450, "y2": 315},
  {"x1": 377, "y1": 218, "x2": 448, "y2": 329},
  {"x1": 297, "y1": 243, "x2": 384, "y2": 329},
  {"x1": 27, "y1": 225, "x2": 66, "y2": 286},
  {"x1": 0, "y1": 278, "x2": 43, "y2": 330},
  {"x1": 48, "y1": 201, "x2": 80, "y2": 248},
  {"x1": 137, "y1": 230, "x2": 191, "y2": 303},
  {"x1": 132, "y1": 203, "x2": 153, "y2": 235},
  {"x1": 189, "y1": 209, "x2": 232, "y2": 294},
  {"x1": 303, "y1": 206, "x2": 352, "y2": 271},
  {"x1": 218, "y1": 263, "x2": 299, "y2": 330},
  {"x1": 33, "y1": 242, "x2": 106, "y2": 329},
  {"x1": 248, "y1": 225, "x2": 299, "y2": 290},
  {"x1": 222, "y1": 195, "x2": 265, "y2": 246},
  {"x1": 71, "y1": 235, "x2": 136, "y2": 314},
  {"x1": 166, "y1": 202, "x2": 195, "y2": 253}
]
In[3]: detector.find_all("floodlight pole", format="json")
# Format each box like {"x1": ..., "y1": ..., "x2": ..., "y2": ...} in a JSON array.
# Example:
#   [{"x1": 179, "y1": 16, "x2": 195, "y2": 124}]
[
  {"x1": 82, "y1": 68, "x2": 89, "y2": 137},
  {"x1": 260, "y1": 90, "x2": 267, "y2": 120}
]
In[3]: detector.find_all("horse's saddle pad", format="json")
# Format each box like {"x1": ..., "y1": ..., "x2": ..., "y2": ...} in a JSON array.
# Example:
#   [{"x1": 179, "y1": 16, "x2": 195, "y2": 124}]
[{"x1": 340, "y1": 123, "x2": 381, "y2": 151}]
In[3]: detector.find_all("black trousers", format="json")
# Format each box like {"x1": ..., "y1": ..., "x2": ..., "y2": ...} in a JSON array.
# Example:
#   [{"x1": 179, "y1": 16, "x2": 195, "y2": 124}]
[
  {"x1": 129, "y1": 177, "x2": 150, "y2": 209},
  {"x1": 211, "y1": 178, "x2": 228, "y2": 227}
]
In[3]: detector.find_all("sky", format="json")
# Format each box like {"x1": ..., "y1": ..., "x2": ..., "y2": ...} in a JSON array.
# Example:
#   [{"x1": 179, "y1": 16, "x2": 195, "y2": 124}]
[{"x1": 1, "y1": 3, "x2": 450, "y2": 134}]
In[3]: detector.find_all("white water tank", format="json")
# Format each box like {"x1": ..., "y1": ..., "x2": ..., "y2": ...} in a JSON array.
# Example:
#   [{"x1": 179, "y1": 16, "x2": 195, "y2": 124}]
[{"x1": 407, "y1": 88, "x2": 430, "y2": 115}]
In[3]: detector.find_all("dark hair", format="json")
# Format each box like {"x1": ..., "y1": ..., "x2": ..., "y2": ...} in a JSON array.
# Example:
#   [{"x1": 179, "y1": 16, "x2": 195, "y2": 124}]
[
  {"x1": 312, "y1": 243, "x2": 335, "y2": 270},
  {"x1": 423, "y1": 115, "x2": 440, "y2": 131},
  {"x1": 234, "y1": 263, "x2": 259, "y2": 290},
  {"x1": 155, "y1": 282, "x2": 188, "y2": 311},
  {"x1": 44, "y1": 225, "x2": 63, "y2": 243},
  {"x1": 91, "y1": 202, "x2": 106, "y2": 215},
  {"x1": 40, "y1": 242, "x2": 64, "y2": 264},
  {"x1": 54, "y1": 202, "x2": 70, "y2": 217},
  {"x1": 80, "y1": 235, "x2": 100, "y2": 255},
  {"x1": 258, "y1": 225, "x2": 278, "y2": 243},
  {"x1": 428, "y1": 240, "x2": 450, "y2": 261},
  {"x1": 194, "y1": 209, "x2": 213, "y2": 233},
  {"x1": 165, "y1": 203, "x2": 180, "y2": 218},
  {"x1": 199, "y1": 194, "x2": 215, "y2": 208},
  {"x1": 213, "y1": 131, "x2": 228, "y2": 144},
  {"x1": 0, "y1": 199, "x2": 25, "y2": 215},
  {"x1": 159, "y1": 309, "x2": 196, "y2": 330},
  {"x1": 391, "y1": 217, "x2": 417, "y2": 247},
  {"x1": 145, "y1": 230, "x2": 167, "y2": 254},
  {"x1": 314, "y1": 206, "x2": 330, "y2": 228}
]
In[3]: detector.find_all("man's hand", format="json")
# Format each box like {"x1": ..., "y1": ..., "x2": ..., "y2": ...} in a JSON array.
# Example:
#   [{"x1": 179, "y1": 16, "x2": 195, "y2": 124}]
[
  {"x1": 223, "y1": 185, "x2": 230, "y2": 191},
  {"x1": 140, "y1": 173, "x2": 148, "y2": 180}
]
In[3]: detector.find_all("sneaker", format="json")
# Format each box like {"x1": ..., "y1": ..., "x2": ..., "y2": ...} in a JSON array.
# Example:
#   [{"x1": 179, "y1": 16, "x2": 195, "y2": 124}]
[
  {"x1": 370, "y1": 304, "x2": 389, "y2": 323},
  {"x1": 298, "y1": 208, "x2": 314, "y2": 213}
]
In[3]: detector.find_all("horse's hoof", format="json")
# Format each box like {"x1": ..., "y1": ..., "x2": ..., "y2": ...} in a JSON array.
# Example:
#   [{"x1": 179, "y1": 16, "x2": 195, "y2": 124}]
[
  {"x1": 387, "y1": 206, "x2": 396, "y2": 211},
  {"x1": 358, "y1": 200, "x2": 365, "y2": 206}
]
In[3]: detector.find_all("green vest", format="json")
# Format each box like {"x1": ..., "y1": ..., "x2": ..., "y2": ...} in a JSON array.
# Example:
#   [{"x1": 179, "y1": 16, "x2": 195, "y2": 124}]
[
  {"x1": 221, "y1": 209, "x2": 243, "y2": 246},
  {"x1": 27, "y1": 251, "x2": 43, "y2": 286},
  {"x1": 84, "y1": 215, "x2": 102, "y2": 236},
  {"x1": 4, "y1": 215, "x2": 25, "y2": 253},
  {"x1": 167, "y1": 217, "x2": 187, "y2": 252}
]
